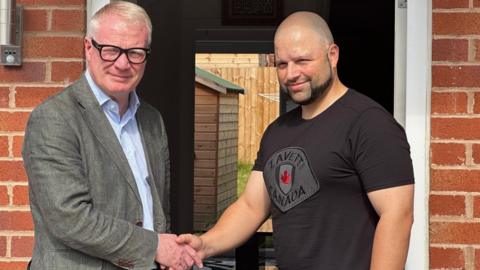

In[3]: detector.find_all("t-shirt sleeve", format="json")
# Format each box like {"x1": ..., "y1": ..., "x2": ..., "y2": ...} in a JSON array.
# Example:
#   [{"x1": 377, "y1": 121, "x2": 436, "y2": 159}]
[{"x1": 349, "y1": 107, "x2": 414, "y2": 192}]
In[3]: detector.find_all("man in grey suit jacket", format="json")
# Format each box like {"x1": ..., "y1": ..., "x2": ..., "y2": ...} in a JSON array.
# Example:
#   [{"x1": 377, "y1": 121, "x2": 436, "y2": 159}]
[{"x1": 22, "y1": 2, "x2": 201, "y2": 269}]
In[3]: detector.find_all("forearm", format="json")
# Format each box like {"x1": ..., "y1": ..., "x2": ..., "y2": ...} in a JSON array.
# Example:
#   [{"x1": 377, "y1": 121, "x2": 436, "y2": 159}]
[
  {"x1": 201, "y1": 197, "x2": 268, "y2": 258},
  {"x1": 370, "y1": 213, "x2": 413, "y2": 270}
]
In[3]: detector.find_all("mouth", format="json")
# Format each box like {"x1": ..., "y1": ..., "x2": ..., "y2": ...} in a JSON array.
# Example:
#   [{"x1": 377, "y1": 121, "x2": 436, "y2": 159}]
[
  {"x1": 287, "y1": 81, "x2": 308, "y2": 92},
  {"x1": 109, "y1": 74, "x2": 131, "y2": 81}
]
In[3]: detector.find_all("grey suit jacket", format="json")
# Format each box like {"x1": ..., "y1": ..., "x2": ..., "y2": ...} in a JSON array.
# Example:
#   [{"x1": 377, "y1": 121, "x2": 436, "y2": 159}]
[{"x1": 22, "y1": 76, "x2": 170, "y2": 270}]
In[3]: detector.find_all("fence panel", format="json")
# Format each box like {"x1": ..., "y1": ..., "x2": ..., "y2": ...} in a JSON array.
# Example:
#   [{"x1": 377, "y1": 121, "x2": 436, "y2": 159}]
[{"x1": 208, "y1": 67, "x2": 280, "y2": 164}]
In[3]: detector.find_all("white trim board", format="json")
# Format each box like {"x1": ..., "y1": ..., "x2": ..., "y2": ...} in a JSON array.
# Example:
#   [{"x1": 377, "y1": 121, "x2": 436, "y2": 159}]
[
  {"x1": 402, "y1": 0, "x2": 431, "y2": 268},
  {"x1": 86, "y1": 0, "x2": 110, "y2": 34}
]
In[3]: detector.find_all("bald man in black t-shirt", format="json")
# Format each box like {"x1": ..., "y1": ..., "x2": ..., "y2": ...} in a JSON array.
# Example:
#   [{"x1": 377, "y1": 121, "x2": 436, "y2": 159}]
[{"x1": 178, "y1": 11, "x2": 414, "y2": 270}]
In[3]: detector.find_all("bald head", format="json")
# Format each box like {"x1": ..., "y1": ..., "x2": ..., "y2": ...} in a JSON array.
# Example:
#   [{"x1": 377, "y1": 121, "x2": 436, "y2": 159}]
[{"x1": 274, "y1": 11, "x2": 333, "y2": 48}]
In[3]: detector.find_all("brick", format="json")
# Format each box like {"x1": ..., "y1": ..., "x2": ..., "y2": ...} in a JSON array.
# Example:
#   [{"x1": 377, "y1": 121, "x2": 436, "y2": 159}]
[
  {"x1": 430, "y1": 194, "x2": 465, "y2": 216},
  {"x1": 52, "y1": 9, "x2": 85, "y2": 32},
  {"x1": 0, "y1": 136, "x2": 8, "y2": 157},
  {"x1": 15, "y1": 87, "x2": 62, "y2": 108},
  {"x1": 475, "y1": 0, "x2": 480, "y2": 7},
  {"x1": 0, "y1": 87, "x2": 8, "y2": 108},
  {"x1": 0, "y1": 112, "x2": 30, "y2": 132},
  {"x1": 432, "y1": 66, "x2": 480, "y2": 87},
  {"x1": 431, "y1": 143, "x2": 465, "y2": 165},
  {"x1": 474, "y1": 41, "x2": 480, "y2": 62},
  {"x1": 431, "y1": 92, "x2": 467, "y2": 115},
  {"x1": 432, "y1": 39, "x2": 468, "y2": 61},
  {"x1": 0, "y1": 62, "x2": 46, "y2": 83},
  {"x1": 0, "y1": 236, "x2": 6, "y2": 257},
  {"x1": 0, "y1": 186, "x2": 8, "y2": 205},
  {"x1": 24, "y1": 36, "x2": 84, "y2": 58},
  {"x1": 473, "y1": 93, "x2": 480, "y2": 114},
  {"x1": 11, "y1": 236, "x2": 34, "y2": 257},
  {"x1": 476, "y1": 248, "x2": 480, "y2": 269},
  {"x1": 51, "y1": 61, "x2": 84, "y2": 83},
  {"x1": 431, "y1": 118, "x2": 480, "y2": 140},
  {"x1": 13, "y1": 185, "x2": 29, "y2": 206},
  {"x1": 0, "y1": 161, "x2": 27, "y2": 181},
  {"x1": 0, "y1": 262, "x2": 29, "y2": 270},
  {"x1": 12, "y1": 136, "x2": 24, "y2": 158},
  {"x1": 433, "y1": 13, "x2": 480, "y2": 35},
  {"x1": 23, "y1": 9, "x2": 47, "y2": 32},
  {"x1": 430, "y1": 247, "x2": 464, "y2": 269},
  {"x1": 434, "y1": 0, "x2": 469, "y2": 8},
  {"x1": 472, "y1": 144, "x2": 480, "y2": 164},
  {"x1": 431, "y1": 169, "x2": 480, "y2": 192},
  {"x1": 0, "y1": 211, "x2": 33, "y2": 230},
  {"x1": 431, "y1": 222, "x2": 480, "y2": 244},
  {"x1": 474, "y1": 196, "x2": 480, "y2": 217}
]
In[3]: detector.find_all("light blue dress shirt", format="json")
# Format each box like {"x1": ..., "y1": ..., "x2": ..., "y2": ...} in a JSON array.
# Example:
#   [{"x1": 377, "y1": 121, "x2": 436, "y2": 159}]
[{"x1": 85, "y1": 70, "x2": 154, "y2": 231}]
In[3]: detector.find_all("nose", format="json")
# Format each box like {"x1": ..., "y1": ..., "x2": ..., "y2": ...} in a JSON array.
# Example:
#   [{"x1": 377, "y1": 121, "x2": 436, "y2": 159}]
[
  {"x1": 286, "y1": 63, "x2": 300, "y2": 81},
  {"x1": 114, "y1": 52, "x2": 131, "y2": 69}
]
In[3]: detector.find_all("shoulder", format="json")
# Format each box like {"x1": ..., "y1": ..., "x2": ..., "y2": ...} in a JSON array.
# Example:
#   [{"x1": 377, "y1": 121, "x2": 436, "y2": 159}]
[
  {"x1": 339, "y1": 89, "x2": 400, "y2": 129},
  {"x1": 339, "y1": 89, "x2": 387, "y2": 115},
  {"x1": 30, "y1": 78, "x2": 86, "y2": 119},
  {"x1": 270, "y1": 106, "x2": 301, "y2": 126}
]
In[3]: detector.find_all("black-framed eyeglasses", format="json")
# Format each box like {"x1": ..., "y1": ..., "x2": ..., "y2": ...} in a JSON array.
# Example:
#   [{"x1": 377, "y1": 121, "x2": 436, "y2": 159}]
[{"x1": 91, "y1": 38, "x2": 151, "y2": 64}]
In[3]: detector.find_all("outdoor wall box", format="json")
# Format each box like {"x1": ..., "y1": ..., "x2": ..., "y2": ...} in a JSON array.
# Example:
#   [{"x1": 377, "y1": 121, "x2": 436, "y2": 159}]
[{"x1": 0, "y1": 0, "x2": 23, "y2": 66}]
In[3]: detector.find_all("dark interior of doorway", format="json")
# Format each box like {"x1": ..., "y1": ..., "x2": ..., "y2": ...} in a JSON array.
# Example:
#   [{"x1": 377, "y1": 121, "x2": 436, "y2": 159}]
[{"x1": 330, "y1": 0, "x2": 394, "y2": 113}]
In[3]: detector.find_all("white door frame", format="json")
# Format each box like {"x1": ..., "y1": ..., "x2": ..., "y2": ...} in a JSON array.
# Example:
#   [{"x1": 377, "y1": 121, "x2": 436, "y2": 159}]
[
  {"x1": 86, "y1": 0, "x2": 110, "y2": 33},
  {"x1": 396, "y1": 0, "x2": 431, "y2": 268}
]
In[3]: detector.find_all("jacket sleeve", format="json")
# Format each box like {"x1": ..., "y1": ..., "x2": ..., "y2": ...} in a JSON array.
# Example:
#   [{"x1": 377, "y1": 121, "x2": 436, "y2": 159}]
[{"x1": 22, "y1": 106, "x2": 158, "y2": 270}]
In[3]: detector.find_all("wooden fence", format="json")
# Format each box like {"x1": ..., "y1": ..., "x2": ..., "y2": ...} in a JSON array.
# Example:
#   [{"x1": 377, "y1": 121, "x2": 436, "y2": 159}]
[{"x1": 207, "y1": 67, "x2": 280, "y2": 164}]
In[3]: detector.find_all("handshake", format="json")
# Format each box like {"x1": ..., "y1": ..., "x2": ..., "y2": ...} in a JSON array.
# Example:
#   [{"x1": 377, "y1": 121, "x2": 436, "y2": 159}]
[{"x1": 155, "y1": 233, "x2": 206, "y2": 270}]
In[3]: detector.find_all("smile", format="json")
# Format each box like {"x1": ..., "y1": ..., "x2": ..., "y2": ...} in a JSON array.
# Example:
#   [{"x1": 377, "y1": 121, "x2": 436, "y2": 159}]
[{"x1": 288, "y1": 82, "x2": 308, "y2": 92}]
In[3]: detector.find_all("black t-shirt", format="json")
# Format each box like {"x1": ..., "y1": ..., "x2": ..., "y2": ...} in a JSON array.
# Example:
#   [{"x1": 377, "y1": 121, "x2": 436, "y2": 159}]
[{"x1": 253, "y1": 89, "x2": 414, "y2": 270}]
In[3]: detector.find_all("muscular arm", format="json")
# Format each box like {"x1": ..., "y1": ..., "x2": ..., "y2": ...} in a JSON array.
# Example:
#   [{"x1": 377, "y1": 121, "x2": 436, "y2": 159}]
[
  {"x1": 180, "y1": 171, "x2": 270, "y2": 259},
  {"x1": 368, "y1": 184, "x2": 414, "y2": 270}
]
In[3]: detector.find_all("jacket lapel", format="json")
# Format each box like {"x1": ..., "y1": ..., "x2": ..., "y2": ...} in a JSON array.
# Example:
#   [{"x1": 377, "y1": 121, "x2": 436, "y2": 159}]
[
  {"x1": 72, "y1": 76, "x2": 142, "y2": 205},
  {"x1": 136, "y1": 106, "x2": 166, "y2": 229}
]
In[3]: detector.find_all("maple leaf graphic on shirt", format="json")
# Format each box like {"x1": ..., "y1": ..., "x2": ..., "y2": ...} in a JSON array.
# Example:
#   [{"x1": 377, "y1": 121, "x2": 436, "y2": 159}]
[{"x1": 281, "y1": 169, "x2": 291, "y2": 184}]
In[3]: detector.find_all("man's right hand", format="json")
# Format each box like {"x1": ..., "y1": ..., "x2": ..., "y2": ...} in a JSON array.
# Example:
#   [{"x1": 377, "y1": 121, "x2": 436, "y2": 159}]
[
  {"x1": 176, "y1": 234, "x2": 207, "y2": 261},
  {"x1": 155, "y1": 234, "x2": 203, "y2": 270}
]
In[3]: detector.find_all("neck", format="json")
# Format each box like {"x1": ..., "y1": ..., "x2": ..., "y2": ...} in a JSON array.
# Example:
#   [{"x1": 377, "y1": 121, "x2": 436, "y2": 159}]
[
  {"x1": 301, "y1": 79, "x2": 348, "y2": 120},
  {"x1": 111, "y1": 94, "x2": 130, "y2": 117}
]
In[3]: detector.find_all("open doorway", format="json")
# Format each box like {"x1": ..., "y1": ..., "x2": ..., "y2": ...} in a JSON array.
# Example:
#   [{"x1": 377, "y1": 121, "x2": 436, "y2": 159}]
[{"x1": 193, "y1": 53, "x2": 279, "y2": 269}]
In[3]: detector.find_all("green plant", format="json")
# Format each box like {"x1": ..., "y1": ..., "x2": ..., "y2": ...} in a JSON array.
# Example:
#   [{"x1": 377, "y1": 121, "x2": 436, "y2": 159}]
[{"x1": 237, "y1": 162, "x2": 253, "y2": 196}]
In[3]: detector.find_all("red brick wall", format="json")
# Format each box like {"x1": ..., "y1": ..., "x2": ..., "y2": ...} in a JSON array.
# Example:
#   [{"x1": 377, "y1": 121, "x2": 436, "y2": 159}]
[
  {"x1": 431, "y1": 0, "x2": 480, "y2": 268},
  {"x1": 0, "y1": 0, "x2": 85, "y2": 267}
]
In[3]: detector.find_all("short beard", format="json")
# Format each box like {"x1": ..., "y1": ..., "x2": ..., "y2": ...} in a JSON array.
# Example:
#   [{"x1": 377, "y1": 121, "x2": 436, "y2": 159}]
[
  {"x1": 282, "y1": 64, "x2": 333, "y2": 106},
  {"x1": 296, "y1": 74, "x2": 332, "y2": 106}
]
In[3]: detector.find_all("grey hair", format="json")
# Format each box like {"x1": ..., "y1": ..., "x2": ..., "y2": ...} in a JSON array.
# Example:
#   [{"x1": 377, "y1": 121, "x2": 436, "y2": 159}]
[{"x1": 86, "y1": 1, "x2": 152, "y2": 46}]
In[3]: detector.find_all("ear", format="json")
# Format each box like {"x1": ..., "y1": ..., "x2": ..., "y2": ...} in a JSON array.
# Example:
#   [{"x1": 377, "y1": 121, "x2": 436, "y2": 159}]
[
  {"x1": 84, "y1": 38, "x2": 92, "y2": 61},
  {"x1": 327, "y1": 44, "x2": 339, "y2": 69}
]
